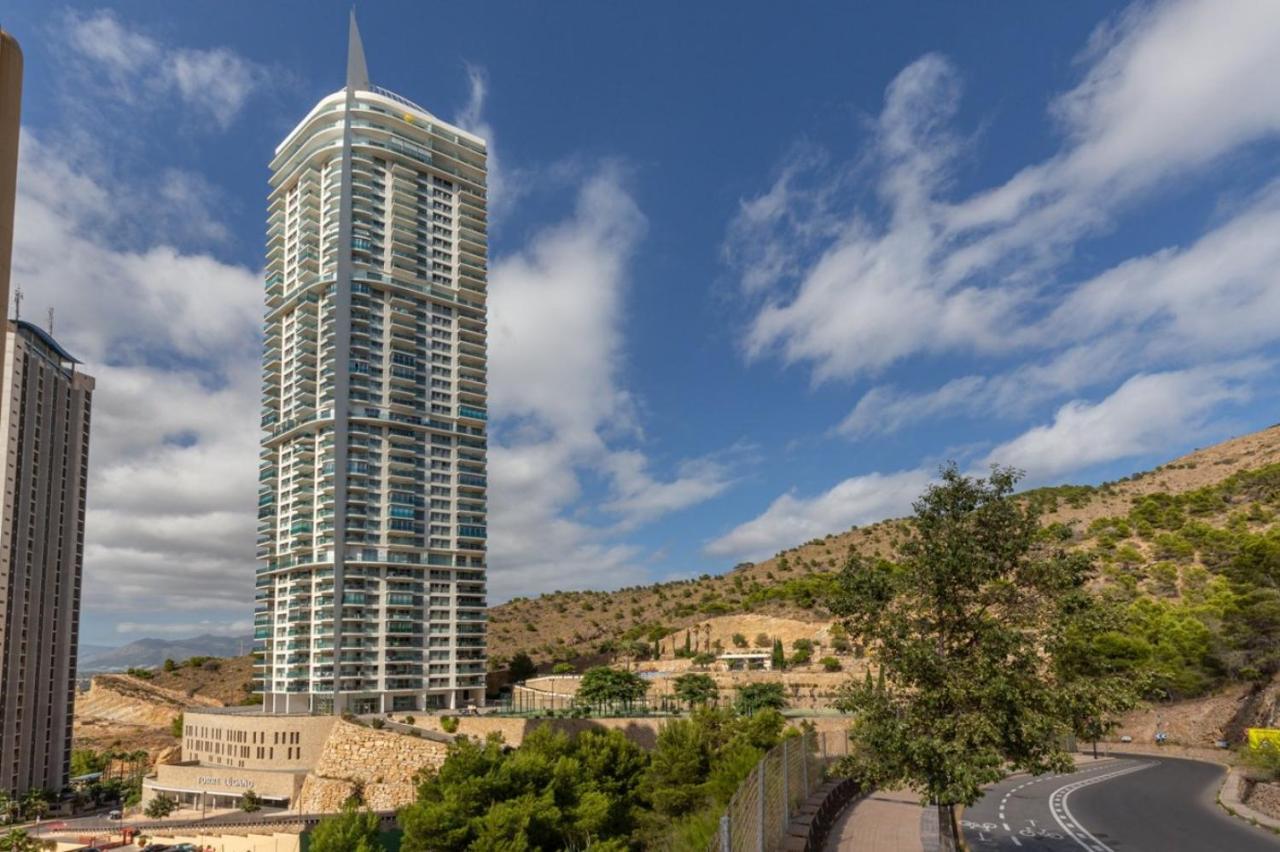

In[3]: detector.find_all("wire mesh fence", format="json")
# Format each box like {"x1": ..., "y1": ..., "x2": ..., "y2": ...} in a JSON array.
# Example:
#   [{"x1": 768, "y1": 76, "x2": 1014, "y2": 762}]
[{"x1": 713, "y1": 729, "x2": 851, "y2": 852}]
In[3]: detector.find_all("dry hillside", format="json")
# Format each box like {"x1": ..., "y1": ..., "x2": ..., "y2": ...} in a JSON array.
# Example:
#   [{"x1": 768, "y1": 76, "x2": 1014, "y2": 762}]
[
  {"x1": 489, "y1": 423, "x2": 1280, "y2": 665},
  {"x1": 73, "y1": 655, "x2": 257, "y2": 757}
]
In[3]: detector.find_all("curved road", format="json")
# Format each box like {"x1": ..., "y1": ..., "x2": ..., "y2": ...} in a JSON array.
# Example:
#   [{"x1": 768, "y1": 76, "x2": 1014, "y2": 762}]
[{"x1": 962, "y1": 755, "x2": 1279, "y2": 851}]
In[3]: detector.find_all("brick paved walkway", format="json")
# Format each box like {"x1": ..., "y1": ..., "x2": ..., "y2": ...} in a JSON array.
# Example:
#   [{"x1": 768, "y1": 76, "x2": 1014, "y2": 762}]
[{"x1": 824, "y1": 787, "x2": 924, "y2": 852}]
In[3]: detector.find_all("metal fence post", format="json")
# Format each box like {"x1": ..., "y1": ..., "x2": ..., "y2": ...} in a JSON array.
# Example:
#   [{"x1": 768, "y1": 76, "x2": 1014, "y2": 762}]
[
  {"x1": 780, "y1": 737, "x2": 789, "y2": 832},
  {"x1": 719, "y1": 814, "x2": 730, "y2": 852},
  {"x1": 802, "y1": 734, "x2": 810, "y2": 799},
  {"x1": 757, "y1": 758, "x2": 766, "y2": 852}
]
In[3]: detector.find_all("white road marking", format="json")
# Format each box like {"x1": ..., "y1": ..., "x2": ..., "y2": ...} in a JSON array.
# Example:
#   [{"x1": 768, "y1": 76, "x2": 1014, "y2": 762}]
[{"x1": 1048, "y1": 761, "x2": 1156, "y2": 852}]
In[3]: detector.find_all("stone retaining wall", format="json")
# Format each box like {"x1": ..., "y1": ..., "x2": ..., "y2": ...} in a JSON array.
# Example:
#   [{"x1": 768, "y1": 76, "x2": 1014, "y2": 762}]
[{"x1": 296, "y1": 720, "x2": 449, "y2": 812}]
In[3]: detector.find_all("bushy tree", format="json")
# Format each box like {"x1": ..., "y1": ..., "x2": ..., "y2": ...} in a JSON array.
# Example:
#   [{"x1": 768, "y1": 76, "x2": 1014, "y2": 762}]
[
  {"x1": 831, "y1": 465, "x2": 1140, "y2": 843},
  {"x1": 734, "y1": 682, "x2": 787, "y2": 715},
  {"x1": 577, "y1": 667, "x2": 647, "y2": 707},
  {"x1": 144, "y1": 794, "x2": 177, "y2": 819},
  {"x1": 310, "y1": 803, "x2": 385, "y2": 852},
  {"x1": 239, "y1": 789, "x2": 262, "y2": 813},
  {"x1": 509, "y1": 651, "x2": 537, "y2": 683},
  {"x1": 673, "y1": 673, "x2": 718, "y2": 708},
  {"x1": 399, "y1": 726, "x2": 648, "y2": 851}
]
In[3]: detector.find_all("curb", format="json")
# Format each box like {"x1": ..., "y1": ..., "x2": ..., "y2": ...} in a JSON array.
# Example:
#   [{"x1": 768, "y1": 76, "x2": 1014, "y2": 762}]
[{"x1": 1217, "y1": 768, "x2": 1280, "y2": 835}]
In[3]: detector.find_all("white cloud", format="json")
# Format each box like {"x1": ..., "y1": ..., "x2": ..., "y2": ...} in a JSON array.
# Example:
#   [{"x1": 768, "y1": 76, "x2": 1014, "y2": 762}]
[
  {"x1": 981, "y1": 363, "x2": 1261, "y2": 478},
  {"x1": 62, "y1": 10, "x2": 268, "y2": 129},
  {"x1": 711, "y1": 361, "x2": 1262, "y2": 562},
  {"x1": 13, "y1": 133, "x2": 261, "y2": 625},
  {"x1": 728, "y1": 0, "x2": 1280, "y2": 386},
  {"x1": 487, "y1": 167, "x2": 737, "y2": 597},
  {"x1": 705, "y1": 469, "x2": 931, "y2": 562},
  {"x1": 452, "y1": 64, "x2": 526, "y2": 223}
]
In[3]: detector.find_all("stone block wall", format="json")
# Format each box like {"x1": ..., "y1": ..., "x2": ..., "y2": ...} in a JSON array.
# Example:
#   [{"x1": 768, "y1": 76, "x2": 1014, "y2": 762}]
[{"x1": 296, "y1": 720, "x2": 448, "y2": 812}]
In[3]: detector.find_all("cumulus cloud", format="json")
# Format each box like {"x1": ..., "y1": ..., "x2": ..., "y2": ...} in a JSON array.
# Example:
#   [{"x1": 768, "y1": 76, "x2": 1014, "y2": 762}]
[
  {"x1": 710, "y1": 362, "x2": 1262, "y2": 562},
  {"x1": 487, "y1": 167, "x2": 735, "y2": 597},
  {"x1": 62, "y1": 9, "x2": 268, "y2": 129},
  {"x1": 705, "y1": 469, "x2": 932, "y2": 562},
  {"x1": 712, "y1": 0, "x2": 1280, "y2": 551},
  {"x1": 13, "y1": 135, "x2": 262, "y2": 626},
  {"x1": 728, "y1": 0, "x2": 1280, "y2": 386}
]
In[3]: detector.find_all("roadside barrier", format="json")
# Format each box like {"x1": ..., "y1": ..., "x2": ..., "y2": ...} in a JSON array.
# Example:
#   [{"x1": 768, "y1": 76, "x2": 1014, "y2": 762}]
[{"x1": 710, "y1": 729, "x2": 852, "y2": 852}]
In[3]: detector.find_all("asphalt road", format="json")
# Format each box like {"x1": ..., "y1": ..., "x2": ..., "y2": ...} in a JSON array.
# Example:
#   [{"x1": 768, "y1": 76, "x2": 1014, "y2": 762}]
[{"x1": 962, "y1": 754, "x2": 1280, "y2": 852}]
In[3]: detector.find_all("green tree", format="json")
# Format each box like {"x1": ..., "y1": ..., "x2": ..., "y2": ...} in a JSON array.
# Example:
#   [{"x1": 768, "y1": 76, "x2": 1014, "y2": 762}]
[
  {"x1": 734, "y1": 682, "x2": 787, "y2": 715},
  {"x1": 70, "y1": 748, "x2": 106, "y2": 778},
  {"x1": 144, "y1": 794, "x2": 177, "y2": 819},
  {"x1": 310, "y1": 803, "x2": 385, "y2": 852},
  {"x1": 0, "y1": 828, "x2": 49, "y2": 852},
  {"x1": 830, "y1": 465, "x2": 1140, "y2": 845},
  {"x1": 399, "y1": 726, "x2": 647, "y2": 851},
  {"x1": 239, "y1": 789, "x2": 262, "y2": 813},
  {"x1": 509, "y1": 651, "x2": 538, "y2": 682},
  {"x1": 162, "y1": 658, "x2": 177, "y2": 672},
  {"x1": 171, "y1": 712, "x2": 184, "y2": 739},
  {"x1": 552, "y1": 662, "x2": 576, "y2": 675},
  {"x1": 673, "y1": 674, "x2": 718, "y2": 708},
  {"x1": 576, "y1": 667, "x2": 648, "y2": 707},
  {"x1": 770, "y1": 638, "x2": 786, "y2": 670}
]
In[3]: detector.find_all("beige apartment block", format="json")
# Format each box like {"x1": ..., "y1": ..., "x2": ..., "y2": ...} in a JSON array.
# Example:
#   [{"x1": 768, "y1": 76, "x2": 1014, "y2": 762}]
[
  {"x1": 0, "y1": 27, "x2": 20, "y2": 371},
  {"x1": 0, "y1": 321, "x2": 94, "y2": 793},
  {"x1": 257, "y1": 14, "x2": 488, "y2": 715},
  {"x1": 145, "y1": 709, "x2": 337, "y2": 810}
]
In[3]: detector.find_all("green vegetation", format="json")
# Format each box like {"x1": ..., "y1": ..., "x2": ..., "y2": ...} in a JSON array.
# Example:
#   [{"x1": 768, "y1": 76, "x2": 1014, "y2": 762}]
[
  {"x1": 239, "y1": 789, "x2": 262, "y2": 813},
  {"x1": 0, "y1": 828, "x2": 54, "y2": 851},
  {"x1": 170, "y1": 711, "x2": 183, "y2": 739},
  {"x1": 673, "y1": 673, "x2": 718, "y2": 708},
  {"x1": 125, "y1": 666, "x2": 153, "y2": 680},
  {"x1": 831, "y1": 465, "x2": 1141, "y2": 844},
  {"x1": 310, "y1": 803, "x2": 386, "y2": 852},
  {"x1": 1244, "y1": 740, "x2": 1280, "y2": 782},
  {"x1": 399, "y1": 709, "x2": 790, "y2": 850},
  {"x1": 509, "y1": 651, "x2": 537, "y2": 682},
  {"x1": 144, "y1": 794, "x2": 177, "y2": 818},
  {"x1": 734, "y1": 682, "x2": 787, "y2": 716},
  {"x1": 577, "y1": 667, "x2": 648, "y2": 707},
  {"x1": 440, "y1": 716, "x2": 459, "y2": 734},
  {"x1": 552, "y1": 662, "x2": 576, "y2": 675}
]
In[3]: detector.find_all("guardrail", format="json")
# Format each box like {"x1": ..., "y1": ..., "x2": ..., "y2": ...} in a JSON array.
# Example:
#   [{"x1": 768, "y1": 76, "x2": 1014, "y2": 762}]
[{"x1": 710, "y1": 729, "x2": 852, "y2": 852}]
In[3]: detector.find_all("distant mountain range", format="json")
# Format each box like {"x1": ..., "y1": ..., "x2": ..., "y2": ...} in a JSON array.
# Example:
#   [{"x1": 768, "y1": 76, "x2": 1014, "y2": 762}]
[{"x1": 78, "y1": 634, "x2": 253, "y2": 672}]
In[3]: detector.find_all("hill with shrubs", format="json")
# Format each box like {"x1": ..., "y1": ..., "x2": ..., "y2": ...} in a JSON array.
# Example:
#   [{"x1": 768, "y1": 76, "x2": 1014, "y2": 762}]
[{"x1": 491, "y1": 424, "x2": 1280, "y2": 709}]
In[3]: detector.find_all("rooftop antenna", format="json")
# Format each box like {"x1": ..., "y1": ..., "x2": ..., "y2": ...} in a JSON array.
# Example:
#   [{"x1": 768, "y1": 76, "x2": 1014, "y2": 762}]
[
  {"x1": 47, "y1": 307, "x2": 53, "y2": 336},
  {"x1": 11, "y1": 286, "x2": 20, "y2": 321}
]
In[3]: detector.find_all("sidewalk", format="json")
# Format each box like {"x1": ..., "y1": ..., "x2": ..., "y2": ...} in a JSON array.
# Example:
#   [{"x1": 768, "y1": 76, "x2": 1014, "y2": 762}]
[{"x1": 824, "y1": 788, "x2": 924, "y2": 852}]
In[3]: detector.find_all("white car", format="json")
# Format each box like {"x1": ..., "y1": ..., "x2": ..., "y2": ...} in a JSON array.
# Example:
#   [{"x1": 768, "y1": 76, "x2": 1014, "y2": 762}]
[{"x1": 1119, "y1": 735, "x2": 1133, "y2": 743}]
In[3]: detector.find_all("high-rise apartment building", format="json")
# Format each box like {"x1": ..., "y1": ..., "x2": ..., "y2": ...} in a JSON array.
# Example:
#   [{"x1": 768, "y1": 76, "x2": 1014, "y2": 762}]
[
  {"x1": 0, "y1": 321, "x2": 94, "y2": 793},
  {"x1": 257, "y1": 16, "x2": 488, "y2": 714},
  {"x1": 0, "y1": 26, "x2": 24, "y2": 380}
]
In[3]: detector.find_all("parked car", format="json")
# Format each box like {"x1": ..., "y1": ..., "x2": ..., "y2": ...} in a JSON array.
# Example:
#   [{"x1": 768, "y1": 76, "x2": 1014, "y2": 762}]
[{"x1": 1119, "y1": 735, "x2": 1132, "y2": 743}]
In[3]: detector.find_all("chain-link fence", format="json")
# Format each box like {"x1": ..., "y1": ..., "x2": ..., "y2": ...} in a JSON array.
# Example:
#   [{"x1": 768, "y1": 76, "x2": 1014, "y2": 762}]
[{"x1": 710, "y1": 729, "x2": 851, "y2": 852}]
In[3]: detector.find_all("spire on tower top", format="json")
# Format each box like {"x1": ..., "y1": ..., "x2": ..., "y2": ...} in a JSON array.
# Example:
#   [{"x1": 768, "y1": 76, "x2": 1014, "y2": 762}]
[{"x1": 347, "y1": 9, "x2": 370, "y2": 92}]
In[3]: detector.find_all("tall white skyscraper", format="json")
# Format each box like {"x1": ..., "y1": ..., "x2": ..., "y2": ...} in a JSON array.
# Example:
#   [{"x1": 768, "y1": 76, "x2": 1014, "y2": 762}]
[{"x1": 257, "y1": 15, "x2": 488, "y2": 714}]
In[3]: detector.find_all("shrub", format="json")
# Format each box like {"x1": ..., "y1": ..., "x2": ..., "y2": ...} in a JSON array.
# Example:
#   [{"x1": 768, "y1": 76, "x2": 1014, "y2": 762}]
[
  {"x1": 369, "y1": 718, "x2": 384, "y2": 730},
  {"x1": 403, "y1": 715, "x2": 415, "y2": 726},
  {"x1": 239, "y1": 789, "x2": 262, "y2": 813},
  {"x1": 820, "y1": 656, "x2": 842, "y2": 672},
  {"x1": 144, "y1": 795, "x2": 177, "y2": 819},
  {"x1": 731, "y1": 633, "x2": 748, "y2": 648},
  {"x1": 754, "y1": 633, "x2": 771, "y2": 648},
  {"x1": 440, "y1": 716, "x2": 459, "y2": 734},
  {"x1": 552, "y1": 662, "x2": 576, "y2": 675}
]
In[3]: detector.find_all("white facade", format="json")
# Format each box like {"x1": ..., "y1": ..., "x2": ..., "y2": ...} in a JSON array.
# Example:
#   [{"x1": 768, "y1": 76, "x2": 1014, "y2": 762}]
[{"x1": 256, "y1": 20, "x2": 487, "y2": 713}]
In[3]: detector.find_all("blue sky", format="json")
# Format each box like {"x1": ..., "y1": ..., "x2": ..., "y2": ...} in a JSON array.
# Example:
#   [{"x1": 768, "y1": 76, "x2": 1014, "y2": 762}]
[{"x1": 6, "y1": 0, "x2": 1280, "y2": 645}]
